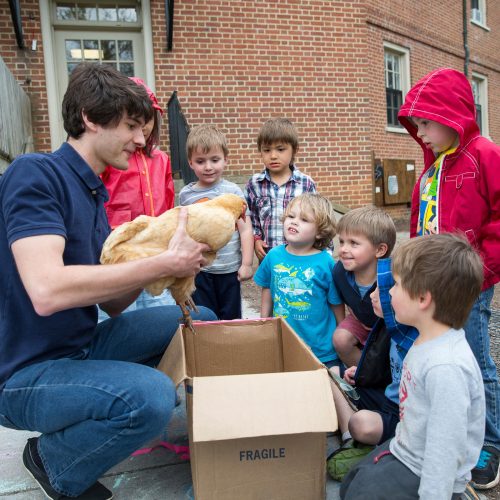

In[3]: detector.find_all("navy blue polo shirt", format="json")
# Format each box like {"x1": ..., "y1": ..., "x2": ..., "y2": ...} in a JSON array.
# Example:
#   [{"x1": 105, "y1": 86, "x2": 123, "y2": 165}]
[{"x1": 0, "y1": 143, "x2": 110, "y2": 390}]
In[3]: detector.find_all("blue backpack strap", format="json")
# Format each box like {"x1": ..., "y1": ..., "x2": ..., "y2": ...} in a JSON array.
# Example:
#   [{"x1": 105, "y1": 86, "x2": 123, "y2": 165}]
[{"x1": 377, "y1": 258, "x2": 418, "y2": 353}]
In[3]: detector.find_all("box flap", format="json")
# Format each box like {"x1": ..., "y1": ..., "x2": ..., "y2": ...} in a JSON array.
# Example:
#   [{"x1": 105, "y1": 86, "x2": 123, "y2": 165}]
[
  {"x1": 156, "y1": 326, "x2": 188, "y2": 386},
  {"x1": 192, "y1": 369, "x2": 337, "y2": 442}
]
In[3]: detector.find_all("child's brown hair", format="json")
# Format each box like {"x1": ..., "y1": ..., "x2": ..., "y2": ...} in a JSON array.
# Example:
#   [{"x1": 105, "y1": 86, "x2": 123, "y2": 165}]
[
  {"x1": 391, "y1": 233, "x2": 483, "y2": 329},
  {"x1": 336, "y1": 206, "x2": 396, "y2": 257},
  {"x1": 257, "y1": 118, "x2": 299, "y2": 157},
  {"x1": 186, "y1": 125, "x2": 229, "y2": 159},
  {"x1": 282, "y1": 193, "x2": 336, "y2": 251}
]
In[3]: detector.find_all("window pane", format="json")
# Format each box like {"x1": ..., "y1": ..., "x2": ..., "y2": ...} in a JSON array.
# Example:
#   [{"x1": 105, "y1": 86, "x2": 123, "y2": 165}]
[
  {"x1": 118, "y1": 40, "x2": 133, "y2": 61},
  {"x1": 120, "y1": 63, "x2": 135, "y2": 76},
  {"x1": 83, "y1": 40, "x2": 100, "y2": 61},
  {"x1": 386, "y1": 88, "x2": 403, "y2": 127},
  {"x1": 394, "y1": 73, "x2": 400, "y2": 89},
  {"x1": 101, "y1": 40, "x2": 117, "y2": 61},
  {"x1": 471, "y1": 0, "x2": 479, "y2": 9},
  {"x1": 99, "y1": 6, "x2": 118, "y2": 21},
  {"x1": 471, "y1": 80, "x2": 480, "y2": 103},
  {"x1": 65, "y1": 39, "x2": 82, "y2": 60},
  {"x1": 77, "y1": 6, "x2": 97, "y2": 21},
  {"x1": 476, "y1": 104, "x2": 482, "y2": 133},
  {"x1": 118, "y1": 7, "x2": 138, "y2": 22},
  {"x1": 56, "y1": 4, "x2": 76, "y2": 20}
]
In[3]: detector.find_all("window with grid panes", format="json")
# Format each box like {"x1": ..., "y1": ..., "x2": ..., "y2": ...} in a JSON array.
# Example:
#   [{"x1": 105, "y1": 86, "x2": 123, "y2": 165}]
[
  {"x1": 54, "y1": 2, "x2": 140, "y2": 76},
  {"x1": 385, "y1": 51, "x2": 403, "y2": 127}
]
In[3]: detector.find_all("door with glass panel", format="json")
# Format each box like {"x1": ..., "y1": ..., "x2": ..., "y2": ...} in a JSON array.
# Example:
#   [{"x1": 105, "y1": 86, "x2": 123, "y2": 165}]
[{"x1": 52, "y1": 2, "x2": 145, "y2": 144}]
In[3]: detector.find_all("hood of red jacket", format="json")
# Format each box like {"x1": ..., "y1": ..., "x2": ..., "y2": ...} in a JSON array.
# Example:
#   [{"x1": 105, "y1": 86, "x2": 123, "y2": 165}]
[{"x1": 398, "y1": 68, "x2": 480, "y2": 167}]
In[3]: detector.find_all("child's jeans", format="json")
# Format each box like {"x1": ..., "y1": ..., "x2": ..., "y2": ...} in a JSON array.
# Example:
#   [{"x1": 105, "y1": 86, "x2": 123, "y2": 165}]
[
  {"x1": 463, "y1": 286, "x2": 500, "y2": 452},
  {"x1": 0, "y1": 305, "x2": 216, "y2": 497}
]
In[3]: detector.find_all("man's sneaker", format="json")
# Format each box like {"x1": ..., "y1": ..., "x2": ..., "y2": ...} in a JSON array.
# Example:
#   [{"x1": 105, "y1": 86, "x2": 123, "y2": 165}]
[
  {"x1": 326, "y1": 438, "x2": 374, "y2": 482},
  {"x1": 23, "y1": 437, "x2": 113, "y2": 499},
  {"x1": 471, "y1": 445, "x2": 500, "y2": 490}
]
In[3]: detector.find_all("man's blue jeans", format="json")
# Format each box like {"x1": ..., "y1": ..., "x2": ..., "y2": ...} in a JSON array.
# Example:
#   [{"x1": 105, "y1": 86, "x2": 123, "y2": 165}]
[
  {"x1": 463, "y1": 287, "x2": 500, "y2": 452},
  {"x1": 0, "y1": 305, "x2": 216, "y2": 496}
]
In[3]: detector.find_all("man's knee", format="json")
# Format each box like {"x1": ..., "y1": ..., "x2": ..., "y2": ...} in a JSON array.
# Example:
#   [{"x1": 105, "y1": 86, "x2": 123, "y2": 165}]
[{"x1": 128, "y1": 369, "x2": 176, "y2": 432}]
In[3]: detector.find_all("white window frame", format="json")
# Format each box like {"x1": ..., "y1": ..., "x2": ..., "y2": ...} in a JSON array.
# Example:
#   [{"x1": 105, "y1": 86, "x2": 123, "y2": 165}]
[
  {"x1": 471, "y1": 72, "x2": 489, "y2": 138},
  {"x1": 383, "y1": 41, "x2": 410, "y2": 134},
  {"x1": 39, "y1": 0, "x2": 156, "y2": 150},
  {"x1": 471, "y1": 0, "x2": 489, "y2": 30}
]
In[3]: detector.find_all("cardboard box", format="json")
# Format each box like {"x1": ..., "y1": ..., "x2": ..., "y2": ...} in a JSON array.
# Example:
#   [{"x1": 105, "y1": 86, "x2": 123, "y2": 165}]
[{"x1": 157, "y1": 317, "x2": 337, "y2": 500}]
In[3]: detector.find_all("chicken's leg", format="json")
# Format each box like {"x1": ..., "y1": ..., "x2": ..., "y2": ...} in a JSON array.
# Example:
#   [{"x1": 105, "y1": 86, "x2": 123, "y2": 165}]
[{"x1": 178, "y1": 298, "x2": 199, "y2": 333}]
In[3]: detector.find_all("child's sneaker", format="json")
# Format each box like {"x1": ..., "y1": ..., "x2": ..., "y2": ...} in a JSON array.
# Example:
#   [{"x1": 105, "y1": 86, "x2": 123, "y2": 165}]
[
  {"x1": 459, "y1": 482, "x2": 480, "y2": 500},
  {"x1": 470, "y1": 446, "x2": 500, "y2": 490},
  {"x1": 326, "y1": 438, "x2": 374, "y2": 482}
]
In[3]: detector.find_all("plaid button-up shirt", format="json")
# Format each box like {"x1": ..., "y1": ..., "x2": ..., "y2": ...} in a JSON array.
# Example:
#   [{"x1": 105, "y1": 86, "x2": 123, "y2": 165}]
[{"x1": 244, "y1": 165, "x2": 316, "y2": 249}]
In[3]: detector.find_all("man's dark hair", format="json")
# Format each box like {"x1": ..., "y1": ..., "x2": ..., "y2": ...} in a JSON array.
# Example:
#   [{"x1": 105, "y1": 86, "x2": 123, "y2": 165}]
[{"x1": 62, "y1": 64, "x2": 154, "y2": 138}]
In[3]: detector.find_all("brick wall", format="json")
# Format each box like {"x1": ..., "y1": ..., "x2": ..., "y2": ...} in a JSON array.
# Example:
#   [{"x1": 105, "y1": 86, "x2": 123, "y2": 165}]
[
  {"x1": 150, "y1": 0, "x2": 372, "y2": 210},
  {"x1": 0, "y1": 0, "x2": 49, "y2": 151},
  {"x1": 1, "y1": 0, "x2": 500, "y2": 221}
]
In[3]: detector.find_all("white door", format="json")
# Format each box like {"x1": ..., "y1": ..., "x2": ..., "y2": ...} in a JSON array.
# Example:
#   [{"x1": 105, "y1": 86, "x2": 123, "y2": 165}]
[{"x1": 53, "y1": 30, "x2": 145, "y2": 143}]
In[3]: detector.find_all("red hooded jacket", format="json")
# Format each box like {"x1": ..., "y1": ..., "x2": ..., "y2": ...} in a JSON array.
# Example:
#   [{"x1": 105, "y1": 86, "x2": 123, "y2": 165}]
[{"x1": 398, "y1": 68, "x2": 500, "y2": 290}]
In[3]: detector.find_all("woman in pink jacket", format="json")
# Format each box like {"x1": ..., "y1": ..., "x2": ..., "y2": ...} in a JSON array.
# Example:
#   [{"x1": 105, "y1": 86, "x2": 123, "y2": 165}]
[{"x1": 100, "y1": 77, "x2": 175, "y2": 315}]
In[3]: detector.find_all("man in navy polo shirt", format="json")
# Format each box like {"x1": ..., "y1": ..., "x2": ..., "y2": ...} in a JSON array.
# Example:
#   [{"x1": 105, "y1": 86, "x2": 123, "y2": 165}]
[{"x1": 0, "y1": 64, "x2": 216, "y2": 500}]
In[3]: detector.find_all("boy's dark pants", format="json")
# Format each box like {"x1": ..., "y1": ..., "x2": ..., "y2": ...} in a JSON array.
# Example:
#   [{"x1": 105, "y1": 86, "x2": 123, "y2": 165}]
[
  {"x1": 340, "y1": 440, "x2": 463, "y2": 500},
  {"x1": 193, "y1": 271, "x2": 242, "y2": 320}
]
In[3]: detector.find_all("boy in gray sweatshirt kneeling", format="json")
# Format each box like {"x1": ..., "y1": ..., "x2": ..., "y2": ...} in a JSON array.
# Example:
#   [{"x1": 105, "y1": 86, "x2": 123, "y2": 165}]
[{"x1": 340, "y1": 233, "x2": 485, "y2": 500}]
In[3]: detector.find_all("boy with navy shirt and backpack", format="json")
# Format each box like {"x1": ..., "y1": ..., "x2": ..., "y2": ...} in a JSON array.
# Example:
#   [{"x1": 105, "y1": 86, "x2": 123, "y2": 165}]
[{"x1": 332, "y1": 206, "x2": 397, "y2": 368}]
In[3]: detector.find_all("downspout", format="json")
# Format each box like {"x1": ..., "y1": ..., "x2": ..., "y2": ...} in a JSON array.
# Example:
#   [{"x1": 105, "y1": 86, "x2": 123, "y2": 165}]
[
  {"x1": 463, "y1": 0, "x2": 469, "y2": 76},
  {"x1": 8, "y1": 0, "x2": 25, "y2": 49},
  {"x1": 165, "y1": 0, "x2": 174, "y2": 51}
]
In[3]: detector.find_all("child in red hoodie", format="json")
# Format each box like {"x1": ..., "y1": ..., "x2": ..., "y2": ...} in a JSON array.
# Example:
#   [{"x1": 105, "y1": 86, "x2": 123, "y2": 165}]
[{"x1": 398, "y1": 67, "x2": 500, "y2": 490}]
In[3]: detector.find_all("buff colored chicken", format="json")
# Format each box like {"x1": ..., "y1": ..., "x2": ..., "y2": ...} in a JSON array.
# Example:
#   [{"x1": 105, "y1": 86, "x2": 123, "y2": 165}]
[{"x1": 100, "y1": 194, "x2": 246, "y2": 330}]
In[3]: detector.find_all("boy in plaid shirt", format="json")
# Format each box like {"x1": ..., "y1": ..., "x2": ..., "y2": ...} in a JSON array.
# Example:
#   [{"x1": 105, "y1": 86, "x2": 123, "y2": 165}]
[{"x1": 244, "y1": 118, "x2": 316, "y2": 261}]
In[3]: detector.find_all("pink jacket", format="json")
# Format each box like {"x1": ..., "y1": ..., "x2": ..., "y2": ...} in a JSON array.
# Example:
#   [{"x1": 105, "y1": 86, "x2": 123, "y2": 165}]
[
  {"x1": 398, "y1": 68, "x2": 500, "y2": 289},
  {"x1": 102, "y1": 148, "x2": 175, "y2": 229}
]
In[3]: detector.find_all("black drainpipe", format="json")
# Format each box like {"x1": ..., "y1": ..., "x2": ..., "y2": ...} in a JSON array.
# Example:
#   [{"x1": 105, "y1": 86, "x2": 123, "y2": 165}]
[
  {"x1": 165, "y1": 0, "x2": 174, "y2": 51},
  {"x1": 8, "y1": 0, "x2": 25, "y2": 49},
  {"x1": 463, "y1": 0, "x2": 469, "y2": 76}
]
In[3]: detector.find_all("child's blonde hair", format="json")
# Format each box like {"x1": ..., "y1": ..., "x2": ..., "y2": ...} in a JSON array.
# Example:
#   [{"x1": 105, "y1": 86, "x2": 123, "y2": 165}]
[
  {"x1": 391, "y1": 233, "x2": 483, "y2": 329},
  {"x1": 186, "y1": 125, "x2": 229, "y2": 159},
  {"x1": 257, "y1": 118, "x2": 299, "y2": 156},
  {"x1": 282, "y1": 193, "x2": 336, "y2": 250},
  {"x1": 337, "y1": 206, "x2": 396, "y2": 257}
]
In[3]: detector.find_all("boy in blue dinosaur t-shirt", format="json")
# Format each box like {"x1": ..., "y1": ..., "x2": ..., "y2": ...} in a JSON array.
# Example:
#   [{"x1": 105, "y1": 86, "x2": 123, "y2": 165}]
[{"x1": 254, "y1": 193, "x2": 344, "y2": 366}]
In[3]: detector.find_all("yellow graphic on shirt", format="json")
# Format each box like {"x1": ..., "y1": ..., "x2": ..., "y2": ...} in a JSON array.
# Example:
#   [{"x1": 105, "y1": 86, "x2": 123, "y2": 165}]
[{"x1": 417, "y1": 147, "x2": 457, "y2": 236}]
